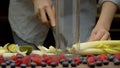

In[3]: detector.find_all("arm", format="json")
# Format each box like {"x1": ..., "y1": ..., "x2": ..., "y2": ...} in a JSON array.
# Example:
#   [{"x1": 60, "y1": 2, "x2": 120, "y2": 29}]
[
  {"x1": 32, "y1": 0, "x2": 55, "y2": 27},
  {"x1": 89, "y1": 1, "x2": 118, "y2": 41}
]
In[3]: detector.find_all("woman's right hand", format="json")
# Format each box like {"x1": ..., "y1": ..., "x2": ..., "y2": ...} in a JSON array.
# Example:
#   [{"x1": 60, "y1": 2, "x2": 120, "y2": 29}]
[{"x1": 33, "y1": 0, "x2": 55, "y2": 27}]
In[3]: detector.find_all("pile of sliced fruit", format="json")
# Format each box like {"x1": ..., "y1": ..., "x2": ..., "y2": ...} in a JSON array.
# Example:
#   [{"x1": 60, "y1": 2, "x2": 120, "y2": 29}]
[
  {"x1": 1, "y1": 40, "x2": 120, "y2": 58},
  {"x1": 0, "y1": 43, "x2": 63, "y2": 58},
  {"x1": 67, "y1": 40, "x2": 120, "y2": 55},
  {"x1": 0, "y1": 43, "x2": 34, "y2": 57}
]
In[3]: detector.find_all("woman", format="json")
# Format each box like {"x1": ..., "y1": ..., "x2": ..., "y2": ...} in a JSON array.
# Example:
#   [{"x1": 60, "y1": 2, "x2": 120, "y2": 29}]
[{"x1": 8, "y1": 0, "x2": 120, "y2": 49}]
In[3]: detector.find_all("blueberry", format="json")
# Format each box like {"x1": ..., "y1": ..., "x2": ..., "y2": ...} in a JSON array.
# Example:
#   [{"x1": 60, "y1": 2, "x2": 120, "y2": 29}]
[
  {"x1": 31, "y1": 62, "x2": 37, "y2": 68},
  {"x1": 107, "y1": 54, "x2": 112, "y2": 57},
  {"x1": 83, "y1": 57, "x2": 87, "y2": 60},
  {"x1": 60, "y1": 59, "x2": 65, "y2": 64},
  {"x1": 10, "y1": 63, "x2": 16, "y2": 68},
  {"x1": 113, "y1": 58, "x2": 120, "y2": 65},
  {"x1": 103, "y1": 60, "x2": 109, "y2": 65},
  {"x1": 17, "y1": 55, "x2": 23, "y2": 59},
  {"x1": 51, "y1": 62, "x2": 57, "y2": 67},
  {"x1": 67, "y1": 57, "x2": 73, "y2": 63},
  {"x1": 5, "y1": 61, "x2": 10, "y2": 65},
  {"x1": 89, "y1": 63, "x2": 95, "y2": 68},
  {"x1": 96, "y1": 61, "x2": 102, "y2": 66},
  {"x1": 109, "y1": 55, "x2": 114, "y2": 61},
  {"x1": 41, "y1": 62, "x2": 47, "y2": 67},
  {"x1": 62, "y1": 61, "x2": 69, "y2": 67},
  {"x1": 1, "y1": 63, "x2": 6, "y2": 68},
  {"x1": 20, "y1": 64, "x2": 26, "y2": 68},
  {"x1": 71, "y1": 61, "x2": 77, "y2": 67},
  {"x1": 82, "y1": 59, "x2": 87, "y2": 64},
  {"x1": 79, "y1": 57, "x2": 83, "y2": 61},
  {"x1": 9, "y1": 60, "x2": 15, "y2": 63}
]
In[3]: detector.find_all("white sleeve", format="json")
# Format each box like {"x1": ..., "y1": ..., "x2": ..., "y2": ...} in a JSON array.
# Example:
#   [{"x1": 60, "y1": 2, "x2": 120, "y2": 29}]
[{"x1": 99, "y1": 0, "x2": 120, "y2": 7}]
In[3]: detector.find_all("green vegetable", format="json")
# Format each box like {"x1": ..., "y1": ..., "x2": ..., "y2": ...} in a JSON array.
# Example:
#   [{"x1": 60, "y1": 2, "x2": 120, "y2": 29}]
[{"x1": 19, "y1": 46, "x2": 33, "y2": 55}]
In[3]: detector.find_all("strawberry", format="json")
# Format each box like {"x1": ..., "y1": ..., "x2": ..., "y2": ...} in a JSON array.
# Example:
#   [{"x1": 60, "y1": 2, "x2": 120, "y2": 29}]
[
  {"x1": 16, "y1": 53, "x2": 24, "y2": 57},
  {"x1": 32, "y1": 57, "x2": 42, "y2": 66},
  {"x1": 9, "y1": 55, "x2": 17, "y2": 61},
  {"x1": 87, "y1": 57, "x2": 95, "y2": 66},
  {"x1": 15, "y1": 59, "x2": 23, "y2": 66},
  {"x1": 47, "y1": 59, "x2": 53, "y2": 66},
  {"x1": 22, "y1": 56, "x2": 31, "y2": 66},
  {"x1": 114, "y1": 53, "x2": 120, "y2": 60},
  {"x1": 30, "y1": 54, "x2": 41, "y2": 58},
  {"x1": 42, "y1": 54, "x2": 48, "y2": 58},
  {"x1": 58, "y1": 54, "x2": 66, "y2": 61},
  {"x1": 87, "y1": 54, "x2": 94, "y2": 58},
  {"x1": 73, "y1": 57, "x2": 81, "y2": 65},
  {"x1": 97, "y1": 54, "x2": 109, "y2": 61},
  {"x1": 0, "y1": 55, "x2": 4, "y2": 64}
]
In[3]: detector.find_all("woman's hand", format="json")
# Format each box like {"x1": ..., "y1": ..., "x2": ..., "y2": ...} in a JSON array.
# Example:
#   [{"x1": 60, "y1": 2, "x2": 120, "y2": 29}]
[
  {"x1": 33, "y1": 0, "x2": 55, "y2": 27},
  {"x1": 88, "y1": 25, "x2": 111, "y2": 41},
  {"x1": 89, "y1": 1, "x2": 117, "y2": 41}
]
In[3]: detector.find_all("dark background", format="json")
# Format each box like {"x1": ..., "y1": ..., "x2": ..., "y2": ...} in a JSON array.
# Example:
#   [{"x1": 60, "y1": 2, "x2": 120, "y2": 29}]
[{"x1": 0, "y1": 0, "x2": 120, "y2": 47}]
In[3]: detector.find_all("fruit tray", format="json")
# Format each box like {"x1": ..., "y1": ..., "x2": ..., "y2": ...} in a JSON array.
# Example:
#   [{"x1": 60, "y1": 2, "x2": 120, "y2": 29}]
[{"x1": 0, "y1": 53, "x2": 120, "y2": 68}]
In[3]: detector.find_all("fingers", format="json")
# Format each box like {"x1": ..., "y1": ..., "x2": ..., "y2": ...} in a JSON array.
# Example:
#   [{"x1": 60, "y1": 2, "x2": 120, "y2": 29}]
[
  {"x1": 37, "y1": 6, "x2": 55, "y2": 27},
  {"x1": 39, "y1": 9, "x2": 48, "y2": 23},
  {"x1": 101, "y1": 32, "x2": 110, "y2": 40},
  {"x1": 93, "y1": 31, "x2": 105, "y2": 41},
  {"x1": 89, "y1": 30, "x2": 110, "y2": 41},
  {"x1": 37, "y1": 9, "x2": 50, "y2": 27},
  {"x1": 45, "y1": 6, "x2": 55, "y2": 27}
]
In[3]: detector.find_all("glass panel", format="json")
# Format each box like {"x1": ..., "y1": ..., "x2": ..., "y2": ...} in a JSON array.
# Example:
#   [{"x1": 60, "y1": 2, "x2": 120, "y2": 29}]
[{"x1": 54, "y1": 0, "x2": 80, "y2": 55}]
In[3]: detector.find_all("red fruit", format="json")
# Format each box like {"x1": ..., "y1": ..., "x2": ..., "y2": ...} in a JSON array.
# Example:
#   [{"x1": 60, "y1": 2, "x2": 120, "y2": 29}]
[
  {"x1": 0, "y1": 55, "x2": 4, "y2": 64},
  {"x1": 58, "y1": 54, "x2": 66, "y2": 61},
  {"x1": 30, "y1": 54, "x2": 41, "y2": 58},
  {"x1": 9, "y1": 55, "x2": 17, "y2": 61},
  {"x1": 87, "y1": 57, "x2": 95, "y2": 66},
  {"x1": 97, "y1": 54, "x2": 108, "y2": 61},
  {"x1": 15, "y1": 59, "x2": 23, "y2": 66},
  {"x1": 42, "y1": 54, "x2": 48, "y2": 58},
  {"x1": 87, "y1": 54, "x2": 94, "y2": 58},
  {"x1": 52, "y1": 59, "x2": 59, "y2": 66},
  {"x1": 47, "y1": 59, "x2": 52, "y2": 66},
  {"x1": 16, "y1": 53, "x2": 24, "y2": 57},
  {"x1": 114, "y1": 53, "x2": 120, "y2": 60},
  {"x1": 32, "y1": 57, "x2": 42, "y2": 66},
  {"x1": 22, "y1": 56, "x2": 31, "y2": 66},
  {"x1": 73, "y1": 57, "x2": 80, "y2": 65},
  {"x1": 42, "y1": 56, "x2": 50, "y2": 63}
]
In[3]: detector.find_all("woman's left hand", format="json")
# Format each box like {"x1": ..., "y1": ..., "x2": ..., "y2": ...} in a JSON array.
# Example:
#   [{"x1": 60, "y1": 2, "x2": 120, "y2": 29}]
[{"x1": 88, "y1": 27, "x2": 111, "y2": 41}]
